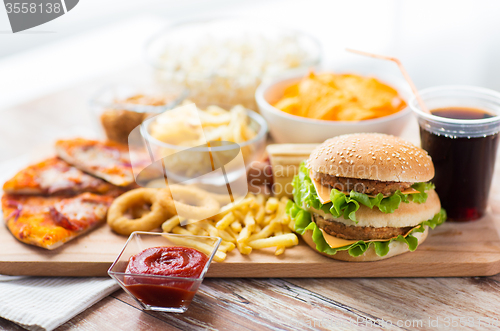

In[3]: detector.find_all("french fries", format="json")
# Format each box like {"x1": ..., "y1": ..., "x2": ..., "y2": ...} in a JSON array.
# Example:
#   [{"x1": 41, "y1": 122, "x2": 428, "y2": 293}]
[
  {"x1": 248, "y1": 233, "x2": 299, "y2": 249},
  {"x1": 215, "y1": 213, "x2": 235, "y2": 230},
  {"x1": 161, "y1": 194, "x2": 298, "y2": 261},
  {"x1": 161, "y1": 215, "x2": 182, "y2": 233}
]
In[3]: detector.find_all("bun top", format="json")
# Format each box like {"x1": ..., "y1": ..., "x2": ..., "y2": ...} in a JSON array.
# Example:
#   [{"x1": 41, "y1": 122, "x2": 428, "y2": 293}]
[{"x1": 307, "y1": 133, "x2": 434, "y2": 182}]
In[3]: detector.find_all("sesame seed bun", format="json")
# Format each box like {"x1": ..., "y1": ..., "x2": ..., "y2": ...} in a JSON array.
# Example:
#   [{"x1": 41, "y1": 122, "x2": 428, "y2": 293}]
[
  {"x1": 301, "y1": 226, "x2": 429, "y2": 262},
  {"x1": 306, "y1": 133, "x2": 434, "y2": 183}
]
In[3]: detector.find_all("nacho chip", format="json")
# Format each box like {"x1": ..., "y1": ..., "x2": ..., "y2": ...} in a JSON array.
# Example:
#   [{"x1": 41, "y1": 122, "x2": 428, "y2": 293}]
[{"x1": 272, "y1": 71, "x2": 406, "y2": 121}]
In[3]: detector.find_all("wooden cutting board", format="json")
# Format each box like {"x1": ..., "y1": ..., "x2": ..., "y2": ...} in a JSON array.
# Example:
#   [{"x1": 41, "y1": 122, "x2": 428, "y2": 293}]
[
  {"x1": 1, "y1": 212, "x2": 500, "y2": 278},
  {"x1": 2, "y1": 138, "x2": 500, "y2": 278}
]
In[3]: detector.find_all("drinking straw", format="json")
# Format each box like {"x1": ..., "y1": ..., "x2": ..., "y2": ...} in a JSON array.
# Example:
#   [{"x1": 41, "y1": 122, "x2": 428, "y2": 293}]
[{"x1": 346, "y1": 48, "x2": 430, "y2": 114}]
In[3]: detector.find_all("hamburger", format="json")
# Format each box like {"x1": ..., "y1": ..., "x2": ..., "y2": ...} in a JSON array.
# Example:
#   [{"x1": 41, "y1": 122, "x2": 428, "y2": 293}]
[{"x1": 286, "y1": 133, "x2": 446, "y2": 261}]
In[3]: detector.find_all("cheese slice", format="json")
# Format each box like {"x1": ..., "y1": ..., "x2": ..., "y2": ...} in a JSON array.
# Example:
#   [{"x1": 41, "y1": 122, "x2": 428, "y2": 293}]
[
  {"x1": 318, "y1": 225, "x2": 421, "y2": 249},
  {"x1": 312, "y1": 175, "x2": 339, "y2": 204},
  {"x1": 309, "y1": 171, "x2": 419, "y2": 204},
  {"x1": 318, "y1": 229, "x2": 359, "y2": 247}
]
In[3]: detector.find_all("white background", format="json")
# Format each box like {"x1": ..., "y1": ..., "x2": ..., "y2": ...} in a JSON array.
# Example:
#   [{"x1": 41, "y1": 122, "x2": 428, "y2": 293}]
[{"x1": 0, "y1": 0, "x2": 500, "y2": 109}]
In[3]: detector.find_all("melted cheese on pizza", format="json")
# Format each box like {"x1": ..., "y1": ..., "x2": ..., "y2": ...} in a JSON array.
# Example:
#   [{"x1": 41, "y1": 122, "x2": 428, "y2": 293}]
[
  {"x1": 1, "y1": 193, "x2": 113, "y2": 250},
  {"x1": 2, "y1": 157, "x2": 118, "y2": 195},
  {"x1": 55, "y1": 138, "x2": 136, "y2": 186}
]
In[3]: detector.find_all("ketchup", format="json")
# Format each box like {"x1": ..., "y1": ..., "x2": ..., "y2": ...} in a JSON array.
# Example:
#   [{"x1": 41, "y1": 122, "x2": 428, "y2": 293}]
[{"x1": 124, "y1": 247, "x2": 208, "y2": 309}]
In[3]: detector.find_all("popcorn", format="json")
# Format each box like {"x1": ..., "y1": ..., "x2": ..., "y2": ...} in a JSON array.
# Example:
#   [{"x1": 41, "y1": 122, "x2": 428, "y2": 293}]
[{"x1": 151, "y1": 26, "x2": 320, "y2": 110}]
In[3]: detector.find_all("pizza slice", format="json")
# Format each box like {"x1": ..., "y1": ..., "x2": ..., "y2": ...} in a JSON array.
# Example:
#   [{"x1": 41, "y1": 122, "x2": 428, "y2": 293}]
[
  {"x1": 2, "y1": 193, "x2": 113, "y2": 250},
  {"x1": 55, "y1": 138, "x2": 137, "y2": 187},
  {"x1": 2, "y1": 157, "x2": 128, "y2": 196}
]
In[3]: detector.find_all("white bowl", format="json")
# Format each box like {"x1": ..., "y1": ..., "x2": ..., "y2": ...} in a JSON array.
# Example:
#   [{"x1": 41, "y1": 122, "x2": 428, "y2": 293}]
[{"x1": 255, "y1": 68, "x2": 412, "y2": 143}]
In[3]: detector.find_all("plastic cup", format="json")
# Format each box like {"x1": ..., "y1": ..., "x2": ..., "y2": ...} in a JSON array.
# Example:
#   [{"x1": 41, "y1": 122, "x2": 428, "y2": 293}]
[{"x1": 410, "y1": 86, "x2": 500, "y2": 222}]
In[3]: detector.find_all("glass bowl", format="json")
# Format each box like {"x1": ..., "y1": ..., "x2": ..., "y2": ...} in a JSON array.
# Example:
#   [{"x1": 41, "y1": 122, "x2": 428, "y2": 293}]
[
  {"x1": 108, "y1": 231, "x2": 221, "y2": 313},
  {"x1": 144, "y1": 17, "x2": 322, "y2": 111},
  {"x1": 139, "y1": 103, "x2": 268, "y2": 185},
  {"x1": 90, "y1": 84, "x2": 188, "y2": 144}
]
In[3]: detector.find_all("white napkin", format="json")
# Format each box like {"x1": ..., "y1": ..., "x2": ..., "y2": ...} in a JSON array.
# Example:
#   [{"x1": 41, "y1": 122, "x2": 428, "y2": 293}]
[{"x1": 0, "y1": 276, "x2": 119, "y2": 331}]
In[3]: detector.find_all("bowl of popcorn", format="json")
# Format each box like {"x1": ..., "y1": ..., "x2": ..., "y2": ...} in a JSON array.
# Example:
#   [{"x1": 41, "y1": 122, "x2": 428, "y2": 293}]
[{"x1": 145, "y1": 17, "x2": 322, "y2": 111}]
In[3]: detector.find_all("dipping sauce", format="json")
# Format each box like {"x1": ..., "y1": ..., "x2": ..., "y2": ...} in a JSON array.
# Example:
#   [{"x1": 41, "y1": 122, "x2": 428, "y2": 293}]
[
  {"x1": 420, "y1": 107, "x2": 499, "y2": 222},
  {"x1": 124, "y1": 246, "x2": 208, "y2": 309}
]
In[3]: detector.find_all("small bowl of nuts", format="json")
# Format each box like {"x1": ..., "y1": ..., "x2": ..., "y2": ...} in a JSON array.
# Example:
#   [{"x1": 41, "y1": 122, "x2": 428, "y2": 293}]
[{"x1": 90, "y1": 84, "x2": 188, "y2": 144}]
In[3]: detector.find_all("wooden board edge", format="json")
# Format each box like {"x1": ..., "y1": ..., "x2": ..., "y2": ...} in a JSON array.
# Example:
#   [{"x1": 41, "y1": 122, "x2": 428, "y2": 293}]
[
  {"x1": 206, "y1": 262, "x2": 500, "y2": 278},
  {"x1": 0, "y1": 261, "x2": 111, "y2": 277},
  {"x1": 6, "y1": 258, "x2": 500, "y2": 278}
]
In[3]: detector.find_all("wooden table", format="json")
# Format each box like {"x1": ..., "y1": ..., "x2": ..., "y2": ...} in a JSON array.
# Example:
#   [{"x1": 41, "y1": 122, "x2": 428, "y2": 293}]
[{"x1": 2, "y1": 75, "x2": 500, "y2": 331}]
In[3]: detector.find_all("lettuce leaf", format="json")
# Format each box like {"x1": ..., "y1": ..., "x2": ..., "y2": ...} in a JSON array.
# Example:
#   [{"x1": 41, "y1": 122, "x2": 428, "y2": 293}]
[
  {"x1": 410, "y1": 182, "x2": 435, "y2": 204},
  {"x1": 286, "y1": 200, "x2": 447, "y2": 257},
  {"x1": 292, "y1": 162, "x2": 435, "y2": 222}
]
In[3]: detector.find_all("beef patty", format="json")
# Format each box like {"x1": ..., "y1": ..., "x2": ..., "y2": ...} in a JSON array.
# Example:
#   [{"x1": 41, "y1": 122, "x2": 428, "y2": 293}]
[
  {"x1": 313, "y1": 214, "x2": 414, "y2": 240},
  {"x1": 312, "y1": 172, "x2": 413, "y2": 196}
]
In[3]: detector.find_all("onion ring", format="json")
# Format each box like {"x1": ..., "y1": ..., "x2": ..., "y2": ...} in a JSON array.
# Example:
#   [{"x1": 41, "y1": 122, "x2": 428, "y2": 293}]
[
  {"x1": 158, "y1": 185, "x2": 220, "y2": 221},
  {"x1": 107, "y1": 188, "x2": 169, "y2": 236}
]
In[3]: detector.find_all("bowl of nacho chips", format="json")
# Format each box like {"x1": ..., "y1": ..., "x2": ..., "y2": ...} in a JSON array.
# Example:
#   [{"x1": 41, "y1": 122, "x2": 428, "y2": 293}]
[{"x1": 255, "y1": 68, "x2": 412, "y2": 143}]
